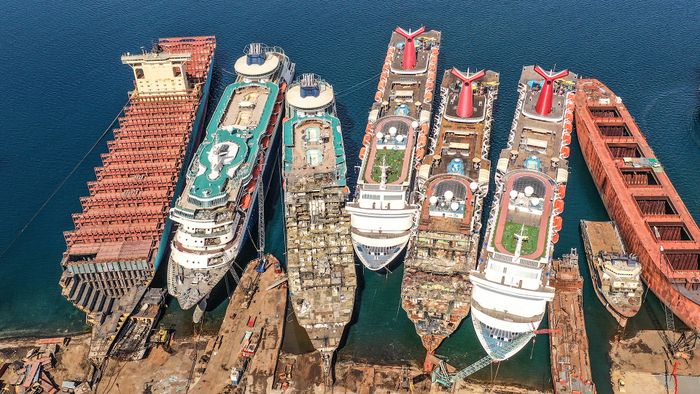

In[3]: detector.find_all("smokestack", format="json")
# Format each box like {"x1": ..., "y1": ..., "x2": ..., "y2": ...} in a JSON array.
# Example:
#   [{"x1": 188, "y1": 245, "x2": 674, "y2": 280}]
[
  {"x1": 395, "y1": 26, "x2": 426, "y2": 70},
  {"x1": 451, "y1": 68, "x2": 486, "y2": 118},
  {"x1": 533, "y1": 65, "x2": 569, "y2": 116}
]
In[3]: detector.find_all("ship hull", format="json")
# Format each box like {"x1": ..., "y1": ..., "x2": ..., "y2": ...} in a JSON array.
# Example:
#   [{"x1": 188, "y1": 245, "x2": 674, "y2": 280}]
[
  {"x1": 575, "y1": 80, "x2": 700, "y2": 332},
  {"x1": 168, "y1": 87, "x2": 286, "y2": 310},
  {"x1": 580, "y1": 221, "x2": 641, "y2": 326}
]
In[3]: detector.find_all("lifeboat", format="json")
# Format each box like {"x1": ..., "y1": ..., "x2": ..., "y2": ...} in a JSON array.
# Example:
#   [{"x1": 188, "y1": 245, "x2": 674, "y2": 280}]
[
  {"x1": 359, "y1": 146, "x2": 367, "y2": 160},
  {"x1": 378, "y1": 80, "x2": 386, "y2": 90},
  {"x1": 553, "y1": 216, "x2": 563, "y2": 231},
  {"x1": 554, "y1": 198, "x2": 565, "y2": 213},
  {"x1": 430, "y1": 63, "x2": 437, "y2": 72},
  {"x1": 564, "y1": 122, "x2": 573, "y2": 132},
  {"x1": 418, "y1": 134, "x2": 428, "y2": 147},
  {"x1": 425, "y1": 92, "x2": 433, "y2": 102},
  {"x1": 552, "y1": 232, "x2": 560, "y2": 244},
  {"x1": 253, "y1": 162, "x2": 263, "y2": 177},
  {"x1": 565, "y1": 112, "x2": 574, "y2": 122},
  {"x1": 558, "y1": 184, "x2": 566, "y2": 198},
  {"x1": 261, "y1": 136, "x2": 270, "y2": 148},
  {"x1": 362, "y1": 134, "x2": 372, "y2": 145},
  {"x1": 246, "y1": 181, "x2": 257, "y2": 193},
  {"x1": 375, "y1": 91, "x2": 382, "y2": 101},
  {"x1": 416, "y1": 148, "x2": 425, "y2": 161},
  {"x1": 561, "y1": 145, "x2": 570, "y2": 158},
  {"x1": 562, "y1": 133, "x2": 572, "y2": 145},
  {"x1": 366, "y1": 124, "x2": 373, "y2": 133},
  {"x1": 241, "y1": 194, "x2": 252, "y2": 210}
]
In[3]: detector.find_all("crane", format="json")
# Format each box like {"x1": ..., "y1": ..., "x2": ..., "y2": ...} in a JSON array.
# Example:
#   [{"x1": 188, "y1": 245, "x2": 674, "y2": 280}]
[{"x1": 431, "y1": 329, "x2": 558, "y2": 389}]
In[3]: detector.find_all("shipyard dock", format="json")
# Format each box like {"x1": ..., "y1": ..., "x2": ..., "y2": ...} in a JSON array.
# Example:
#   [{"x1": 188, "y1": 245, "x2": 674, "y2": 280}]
[
  {"x1": 193, "y1": 254, "x2": 287, "y2": 393},
  {"x1": 548, "y1": 249, "x2": 595, "y2": 394}
]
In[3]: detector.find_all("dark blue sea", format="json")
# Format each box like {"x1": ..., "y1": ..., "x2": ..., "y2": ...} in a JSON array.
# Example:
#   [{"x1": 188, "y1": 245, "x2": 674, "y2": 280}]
[{"x1": 1, "y1": 1, "x2": 698, "y2": 392}]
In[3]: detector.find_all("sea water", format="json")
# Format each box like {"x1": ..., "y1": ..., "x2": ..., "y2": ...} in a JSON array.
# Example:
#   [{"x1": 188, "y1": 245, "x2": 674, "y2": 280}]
[{"x1": 1, "y1": 1, "x2": 698, "y2": 392}]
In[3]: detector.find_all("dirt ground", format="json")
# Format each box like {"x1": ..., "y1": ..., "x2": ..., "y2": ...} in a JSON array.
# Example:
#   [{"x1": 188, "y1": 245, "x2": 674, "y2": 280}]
[
  {"x1": 93, "y1": 335, "x2": 212, "y2": 394},
  {"x1": 609, "y1": 330, "x2": 700, "y2": 394},
  {"x1": 271, "y1": 352, "x2": 546, "y2": 394}
]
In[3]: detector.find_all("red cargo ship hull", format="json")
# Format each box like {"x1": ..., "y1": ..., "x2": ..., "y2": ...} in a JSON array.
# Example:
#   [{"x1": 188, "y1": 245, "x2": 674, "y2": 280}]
[{"x1": 575, "y1": 79, "x2": 700, "y2": 332}]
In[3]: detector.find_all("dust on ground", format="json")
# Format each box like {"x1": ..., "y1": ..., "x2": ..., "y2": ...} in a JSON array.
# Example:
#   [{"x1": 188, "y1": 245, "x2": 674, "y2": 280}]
[
  {"x1": 270, "y1": 351, "x2": 547, "y2": 394},
  {"x1": 609, "y1": 330, "x2": 700, "y2": 394}
]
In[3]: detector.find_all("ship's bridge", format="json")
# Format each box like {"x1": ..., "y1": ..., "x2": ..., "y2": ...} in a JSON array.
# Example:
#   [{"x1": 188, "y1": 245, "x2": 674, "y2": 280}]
[
  {"x1": 234, "y1": 43, "x2": 281, "y2": 79},
  {"x1": 286, "y1": 74, "x2": 334, "y2": 112}
]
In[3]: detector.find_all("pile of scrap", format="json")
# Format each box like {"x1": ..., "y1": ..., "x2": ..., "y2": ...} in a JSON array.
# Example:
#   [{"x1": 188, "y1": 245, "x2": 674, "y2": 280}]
[{"x1": 0, "y1": 344, "x2": 59, "y2": 393}]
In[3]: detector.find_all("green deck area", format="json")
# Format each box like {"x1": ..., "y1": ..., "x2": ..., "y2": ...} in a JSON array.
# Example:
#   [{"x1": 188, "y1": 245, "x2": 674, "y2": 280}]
[
  {"x1": 371, "y1": 148, "x2": 404, "y2": 183},
  {"x1": 184, "y1": 81, "x2": 279, "y2": 203},
  {"x1": 283, "y1": 110, "x2": 347, "y2": 187},
  {"x1": 501, "y1": 222, "x2": 540, "y2": 256}
]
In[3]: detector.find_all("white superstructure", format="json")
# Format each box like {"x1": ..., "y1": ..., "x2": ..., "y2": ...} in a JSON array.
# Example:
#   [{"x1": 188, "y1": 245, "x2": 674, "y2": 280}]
[
  {"x1": 347, "y1": 27, "x2": 441, "y2": 271},
  {"x1": 167, "y1": 44, "x2": 294, "y2": 311},
  {"x1": 470, "y1": 65, "x2": 577, "y2": 360}
]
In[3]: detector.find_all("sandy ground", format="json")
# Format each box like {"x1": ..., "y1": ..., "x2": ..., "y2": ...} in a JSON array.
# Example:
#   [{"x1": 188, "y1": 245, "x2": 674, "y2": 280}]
[
  {"x1": 93, "y1": 335, "x2": 212, "y2": 394},
  {"x1": 0, "y1": 333, "x2": 213, "y2": 393},
  {"x1": 609, "y1": 330, "x2": 700, "y2": 394}
]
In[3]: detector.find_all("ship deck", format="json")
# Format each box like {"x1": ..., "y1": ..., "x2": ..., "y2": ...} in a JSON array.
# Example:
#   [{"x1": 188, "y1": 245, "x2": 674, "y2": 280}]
[
  {"x1": 60, "y1": 37, "x2": 215, "y2": 317},
  {"x1": 359, "y1": 29, "x2": 441, "y2": 187},
  {"x1": 283, "y1": 112, "x2": 347, "y2": 187},
  {"x1": 182, "y1": 81, "x2": 279, "y2": 206},
  {"x1": 581, "y1": 220, "x2": 643, "y2": 322},
  {"x1": 575, "y1": 79, "x2": 700, "y2": 330}
]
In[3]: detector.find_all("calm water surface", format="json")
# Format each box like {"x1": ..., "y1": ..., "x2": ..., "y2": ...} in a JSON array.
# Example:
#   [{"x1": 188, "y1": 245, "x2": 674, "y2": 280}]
[{"x1": 1, "y1": 1, "x2": 699, "y2": 392}]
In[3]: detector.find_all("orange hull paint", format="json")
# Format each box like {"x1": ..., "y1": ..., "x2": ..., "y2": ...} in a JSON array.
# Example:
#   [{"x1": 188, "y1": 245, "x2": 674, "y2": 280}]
[{"x1": 575, "y1": 79, "x2": 700, "y2": 332}]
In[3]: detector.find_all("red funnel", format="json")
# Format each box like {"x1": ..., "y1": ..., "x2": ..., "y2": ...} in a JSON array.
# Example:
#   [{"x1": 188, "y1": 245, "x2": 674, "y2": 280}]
[
  {"x1": 395, "y1": 26, "x2": 426, "y2": 70},
  {"x1": 452, "y1": 68, "x2": 486, "y2": 118},
  {"x1": 534, "y1": 65, "x2": 569, "y2": 116}
]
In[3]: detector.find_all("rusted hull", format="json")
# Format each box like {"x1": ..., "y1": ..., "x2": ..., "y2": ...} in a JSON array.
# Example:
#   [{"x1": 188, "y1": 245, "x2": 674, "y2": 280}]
[
  {"x1": 575, "y1": 80, "x2": 700, "y2": 332},
  {"x1": 580, "y1": 222, "x2": 641, "y2": 326}
]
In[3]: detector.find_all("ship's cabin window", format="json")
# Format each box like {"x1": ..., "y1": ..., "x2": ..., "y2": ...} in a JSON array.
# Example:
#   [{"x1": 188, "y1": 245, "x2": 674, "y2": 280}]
[{"x1": 135, "y1": 68, "x2": 144, "y2": 79}]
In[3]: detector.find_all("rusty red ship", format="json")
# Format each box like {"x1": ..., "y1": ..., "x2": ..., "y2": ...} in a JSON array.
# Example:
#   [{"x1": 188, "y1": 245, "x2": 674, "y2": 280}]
[
  {"x1": 58, "y1": 36, "x2": 216, "y2": 360},
  {"x1": 575, "y1": 79, "x2": 700, "y2": 332}
]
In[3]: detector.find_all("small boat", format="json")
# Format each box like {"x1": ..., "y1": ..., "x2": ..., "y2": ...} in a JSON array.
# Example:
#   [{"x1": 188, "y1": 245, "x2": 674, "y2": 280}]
[{"x1": 581, "y1": 220, "x2": 643, "y2": 326}]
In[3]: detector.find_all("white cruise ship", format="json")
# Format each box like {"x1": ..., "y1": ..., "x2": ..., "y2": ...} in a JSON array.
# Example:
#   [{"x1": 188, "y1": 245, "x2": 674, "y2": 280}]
[
  {"x1": 346, "y1": 27, "x2": 441, "y2": 271},
  {"x1": 167, "y1": 43, "x2": 294, "y2": 311},
  {"x1": 470, "y1": 65, "x2": 577, "y2": 360}
]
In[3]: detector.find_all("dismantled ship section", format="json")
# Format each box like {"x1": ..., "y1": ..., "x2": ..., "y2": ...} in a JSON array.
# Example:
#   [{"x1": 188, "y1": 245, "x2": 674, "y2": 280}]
[
  {"x1": 548, "y1": 249, "x2": 596, "y2": 394},
  {"x1": 282, "y1": 74, "x2": 356, "y2": 384},
  {"x1": 58, "y1": 37, "x2": 216, "y2": 360},
  {"x1": 575, "y1": 79, "x2": 700, "y2": 332},
  {"x1": 402, "y1": 68, "x2": 499, "y2": 369}
]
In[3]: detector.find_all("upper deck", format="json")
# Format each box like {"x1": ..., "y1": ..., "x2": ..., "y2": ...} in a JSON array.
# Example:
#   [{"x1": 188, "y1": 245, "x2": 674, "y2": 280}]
[
  {"x1": 358, "y1": 28, "x2": 441, "y2": 188},
  {"x1": 488, "y1": 66, "x2": 577, "y2": 263},
  {"x1": 576, "y1": 79, "x2": 700, "y2": 293},
  {"x1": 177, "y1": 81, "x2": 279, "y2": 211},
  {"x1": 416, "y1": 69, "x2": 499, "y2": 237},
  {"x1": 283, "y1": 76, "x2": 346, "y2": 189}
]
